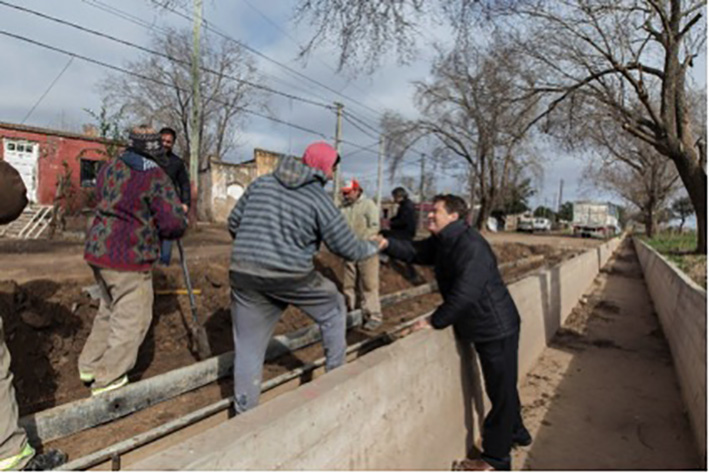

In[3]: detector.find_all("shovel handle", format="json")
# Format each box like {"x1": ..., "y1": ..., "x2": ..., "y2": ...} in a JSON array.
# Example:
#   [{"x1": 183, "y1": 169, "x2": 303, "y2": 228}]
[{"x1": 176, "y1": 240, "x2": 199, "y2": 324}]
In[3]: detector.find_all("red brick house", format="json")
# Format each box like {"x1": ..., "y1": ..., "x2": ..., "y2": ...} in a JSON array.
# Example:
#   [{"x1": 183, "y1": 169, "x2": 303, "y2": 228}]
[{"x1": 0, "y1": 122, "x2": 117, "y2": 208}]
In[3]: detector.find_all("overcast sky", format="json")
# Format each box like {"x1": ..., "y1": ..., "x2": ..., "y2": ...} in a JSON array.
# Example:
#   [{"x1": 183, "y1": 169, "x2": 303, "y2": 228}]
[{"x1": 0, "y1": 0, "x2": 705, "y2": 211}]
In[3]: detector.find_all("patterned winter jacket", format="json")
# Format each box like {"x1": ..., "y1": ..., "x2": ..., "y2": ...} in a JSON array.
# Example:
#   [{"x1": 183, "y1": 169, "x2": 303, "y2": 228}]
[{"x1": 85, "y1": 150, "x2": 187, "y2": 271}]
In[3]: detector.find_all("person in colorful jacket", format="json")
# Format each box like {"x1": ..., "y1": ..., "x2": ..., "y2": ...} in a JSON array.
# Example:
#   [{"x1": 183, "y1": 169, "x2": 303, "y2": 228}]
[
  {"x1": 81, "y1": 126, "x2": 187, "y2": 396},
  {"x1": 340, "y1": 179, "x2": 382, "y2": 330},
  {"x1": 0, "y1": 161, "x2": 66, "y2": 470}
]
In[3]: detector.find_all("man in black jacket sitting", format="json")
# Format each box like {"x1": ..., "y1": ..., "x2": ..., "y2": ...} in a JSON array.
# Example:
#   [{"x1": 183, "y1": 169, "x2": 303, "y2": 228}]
[
  {"x1": 375, "y1": 194, "x2": 531, "y2": 471},
  {"x1": 386, "y1": 187, "x2": 417, "y2": 240}
]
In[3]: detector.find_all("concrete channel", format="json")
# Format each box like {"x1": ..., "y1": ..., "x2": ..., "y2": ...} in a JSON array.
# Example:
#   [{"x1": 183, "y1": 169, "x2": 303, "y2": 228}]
[
  {"x1": 22, "y1": 240, "x2": 638, "y2": 470},
  {"x1": 113, "y1": 236, "x2": 625, "y2": 470}
]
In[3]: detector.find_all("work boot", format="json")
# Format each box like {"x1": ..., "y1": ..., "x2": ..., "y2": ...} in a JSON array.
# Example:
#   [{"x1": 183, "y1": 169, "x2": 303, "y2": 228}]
[
  {"x1": 91, "y1": 374, "x2": 129, "y2": 396},
  {"x1": 362, "y1": 319, "x2": 382, "y2": 331},
  {"x1": 79, "y1": 370, "x2": 95, "y2": 384},
  {"x1": 0, "y1": 443, "x2": 34, "y2": 471},
  {"x1": 23, "y1": 449, "x2": 67, "y2": 471},
  {"x1": 512, "y1": 426, "x2": 533, "y2": 447}
]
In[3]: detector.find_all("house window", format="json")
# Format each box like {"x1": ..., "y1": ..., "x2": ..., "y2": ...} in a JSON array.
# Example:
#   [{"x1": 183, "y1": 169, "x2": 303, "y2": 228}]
[{"x1": 80, "y1": 159, "x2": 103, "y2": 187}]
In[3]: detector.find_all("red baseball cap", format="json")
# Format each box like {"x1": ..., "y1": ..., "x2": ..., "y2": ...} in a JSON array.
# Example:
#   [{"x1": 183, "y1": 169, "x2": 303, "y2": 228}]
[{"x1": 341, "y1": 179, "x2": 361, "y2": 193}]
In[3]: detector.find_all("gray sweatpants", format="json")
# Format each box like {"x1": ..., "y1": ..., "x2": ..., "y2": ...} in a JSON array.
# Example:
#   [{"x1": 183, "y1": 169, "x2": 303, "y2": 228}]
[{"x1": 230, "y1": 272, "x2": 347, "y2": 414}]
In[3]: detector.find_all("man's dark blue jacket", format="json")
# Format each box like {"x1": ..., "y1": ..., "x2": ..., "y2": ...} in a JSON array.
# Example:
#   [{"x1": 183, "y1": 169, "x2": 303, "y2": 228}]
[{"x1": 385, "y1": 219, "x2": 520, "y2": 342}]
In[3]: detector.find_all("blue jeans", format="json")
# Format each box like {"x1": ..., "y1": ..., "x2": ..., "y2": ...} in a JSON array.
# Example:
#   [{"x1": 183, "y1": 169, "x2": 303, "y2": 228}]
[{"x1": 159, "y1": 240, "x2": 173, "y2": 265}]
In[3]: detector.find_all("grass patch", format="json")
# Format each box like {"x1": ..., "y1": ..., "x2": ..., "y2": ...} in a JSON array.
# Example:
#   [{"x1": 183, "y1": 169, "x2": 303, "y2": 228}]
[{"x1": 643, "y1": 232, "x2": 706, "y2": 289}]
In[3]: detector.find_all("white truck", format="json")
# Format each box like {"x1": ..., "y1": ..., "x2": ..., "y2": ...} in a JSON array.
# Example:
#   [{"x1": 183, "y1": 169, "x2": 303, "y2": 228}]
[{"x1": 572, "y1": 201, "x2": 620, "y2": 238}]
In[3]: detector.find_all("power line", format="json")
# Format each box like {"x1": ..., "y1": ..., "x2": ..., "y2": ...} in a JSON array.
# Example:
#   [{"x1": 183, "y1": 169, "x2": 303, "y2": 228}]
[
  {"x1": 150, "y1": 0, "x2": 390, "y2": 124},
  {"x1": 21, "y1": 56, "x2": 74, "y2": 124},
  {"x1": 0, "y1": 28, "x2": 330, "y2": 140},
  {"x1": 240, "y1": 0, "x2": 394, "y2": 118},
  {"x1": 0, "y1": 0, "x2": 332, "y2": 110}
]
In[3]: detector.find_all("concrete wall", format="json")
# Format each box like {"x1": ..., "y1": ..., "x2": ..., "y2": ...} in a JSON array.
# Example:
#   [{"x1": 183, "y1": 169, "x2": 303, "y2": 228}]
[
  {"x1": 130, "y1": 236, "x2": 624, "y2": 470},
  {"x1": 634, "y1": 238, "x2": 706, "y2": 461},
  {"x1": 210, "y1": 149, "x2": 282, "y2": 222}
]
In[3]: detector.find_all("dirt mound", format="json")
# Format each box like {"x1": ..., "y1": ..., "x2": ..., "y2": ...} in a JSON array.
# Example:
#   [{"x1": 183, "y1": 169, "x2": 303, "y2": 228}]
[{"x1": 3, "y1": 252, "x2": 435, "y2": 416}]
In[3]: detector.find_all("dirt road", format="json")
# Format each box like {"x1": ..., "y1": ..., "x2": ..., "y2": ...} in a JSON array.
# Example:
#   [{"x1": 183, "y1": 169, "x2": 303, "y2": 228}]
[
  {"x1": 0, "y1": 227, "x2": 601, "y2": 283},
  {"x1": 513, "y1": 240, "x2": 700, "y2": 469}
]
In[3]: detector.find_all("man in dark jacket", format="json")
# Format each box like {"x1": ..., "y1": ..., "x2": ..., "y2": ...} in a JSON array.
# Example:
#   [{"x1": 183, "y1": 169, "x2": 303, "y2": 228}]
[
  {"x1": 157, "y1": 127, "x2": 191, "y2": 265},
  {"x1": 228, "y1": 142, "x2": 378, "y2": 414},
  {"x1": 387, "y1": 187, "x2": 417, "y2": 240},
  {"x1": 0, "y1": 162, "x2": 66, "y2": 470},
  {"x1": 375, "y1": 194, "x2": 531, "y2": 471}
]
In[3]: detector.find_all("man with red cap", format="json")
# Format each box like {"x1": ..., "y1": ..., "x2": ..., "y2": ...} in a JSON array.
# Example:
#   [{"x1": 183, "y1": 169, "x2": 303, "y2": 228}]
[
  {"x1": 227, "y1": 142, "x2": 378, "y2": 413},
  {"x1": 340, "y1": 178, "x2": 382, "y2": 330}
]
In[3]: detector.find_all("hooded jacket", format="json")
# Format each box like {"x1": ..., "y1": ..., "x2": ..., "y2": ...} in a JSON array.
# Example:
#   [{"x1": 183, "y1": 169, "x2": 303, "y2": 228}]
[
  {"x1": 385, "y1": 219, "x2": 520, "y2": 343},
  {"x1": 84, "y1": 149, "x2": 187, "y2": 271},
  {"x1": 0, "y1": 161, "x2": 28, "y2": 225},
  {"x1": 340, "y1": 192, "x2": 380, "y2": 240},
  {"x1": 228, "y1": 156, "x2": 377, "y2": 288}
]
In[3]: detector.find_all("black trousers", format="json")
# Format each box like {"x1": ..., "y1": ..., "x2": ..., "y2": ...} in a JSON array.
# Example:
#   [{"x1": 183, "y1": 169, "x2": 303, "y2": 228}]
[{"x1": 473, "y1": 331, "x2": 524, "y2": 465}]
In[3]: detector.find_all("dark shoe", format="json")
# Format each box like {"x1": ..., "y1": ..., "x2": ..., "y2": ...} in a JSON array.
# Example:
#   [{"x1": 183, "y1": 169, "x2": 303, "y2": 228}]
[
  {"x1": 452, "y1": 459, "x2": 496, "y2": 471},
  {"x1": 512, "y1": 427, "x2": 533, "y2": 447},
  {"x1": 24, "y1": 449, "x2": 67, "y2": 471}
]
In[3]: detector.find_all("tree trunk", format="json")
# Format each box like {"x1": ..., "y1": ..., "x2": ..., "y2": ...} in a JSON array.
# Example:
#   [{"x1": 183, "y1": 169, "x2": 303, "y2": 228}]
[
  {"x1": 644, "y1": 209, "x2": 655, "y2": 238},
  {"x1": 196, "y1": 164, "x2": 213, "y2": 222},
  {"x1": 476, "y1": 196, "x2": 490, "y2": 231},
  {"x1": 671, "y1": 151, "x2": 707, "y2": 253}
]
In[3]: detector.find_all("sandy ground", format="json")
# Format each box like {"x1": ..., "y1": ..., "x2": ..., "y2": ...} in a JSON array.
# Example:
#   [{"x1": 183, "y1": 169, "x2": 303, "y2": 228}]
[{"x1": 511, "y1": 240, "x2": 701, "y2": 470}]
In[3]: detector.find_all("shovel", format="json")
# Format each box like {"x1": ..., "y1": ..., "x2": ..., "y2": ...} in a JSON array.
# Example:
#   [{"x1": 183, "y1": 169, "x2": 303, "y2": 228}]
[{"x1": 176, "y1": 239, "x2": 212, "y2": 360}]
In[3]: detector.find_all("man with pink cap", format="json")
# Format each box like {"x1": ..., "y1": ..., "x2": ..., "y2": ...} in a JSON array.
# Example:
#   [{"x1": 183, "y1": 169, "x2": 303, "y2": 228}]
[{"x1": 227, "y1": 142, "x2": 378, "y2": 413}]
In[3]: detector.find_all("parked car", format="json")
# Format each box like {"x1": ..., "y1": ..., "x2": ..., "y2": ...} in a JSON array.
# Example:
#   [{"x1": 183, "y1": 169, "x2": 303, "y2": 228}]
[
  {"x1": 517, "y1": 215, "x2": 534, "y2": 232},
  {"x1": 533, "y1": 218, "x2": 552, "y2": 232}
]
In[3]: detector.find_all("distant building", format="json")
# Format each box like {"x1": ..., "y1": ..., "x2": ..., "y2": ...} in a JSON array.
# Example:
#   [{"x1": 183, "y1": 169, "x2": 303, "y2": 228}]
[
  {"x1": 0, "y1": 122, "x2": 116, "y2": 207},
  {"x1": 210, "y1": 148, "x2": 285, "y2": 222}
]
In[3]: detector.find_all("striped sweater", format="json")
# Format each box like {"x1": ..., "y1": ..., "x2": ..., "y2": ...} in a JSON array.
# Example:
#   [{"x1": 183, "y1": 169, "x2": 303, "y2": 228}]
[{"x1": 228, "y1": 156, "x2": 377, "y2": 282}]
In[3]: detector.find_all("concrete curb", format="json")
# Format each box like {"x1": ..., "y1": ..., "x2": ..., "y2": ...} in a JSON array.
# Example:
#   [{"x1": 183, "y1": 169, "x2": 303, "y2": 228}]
[{"x1": 633, "y1": 237, "x2": 706, "y2": 463}]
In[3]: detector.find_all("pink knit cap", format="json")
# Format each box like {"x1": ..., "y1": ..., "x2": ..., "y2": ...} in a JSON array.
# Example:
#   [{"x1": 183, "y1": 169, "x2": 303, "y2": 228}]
[{"x1": 302, "y1": 142, "x2": 339, "y2": 177}]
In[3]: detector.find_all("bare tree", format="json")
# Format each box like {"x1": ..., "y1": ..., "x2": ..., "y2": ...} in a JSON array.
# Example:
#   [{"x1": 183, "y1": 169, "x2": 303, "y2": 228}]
[
  {"x1": 293, "y1": 0, "x2": 516, "y2": 71},
  {"x1": 584, "y1": 121, "x2": 681, "y2": 238},
  {"x1": 102, "y1": 28, "x2": 263, "y2": 221},
  {"x1": 382, "y1": 38, "x2": 540, "y2": 229},
  {"x1": 499, "y1": 0, "x2": 707, "y2": 251}
]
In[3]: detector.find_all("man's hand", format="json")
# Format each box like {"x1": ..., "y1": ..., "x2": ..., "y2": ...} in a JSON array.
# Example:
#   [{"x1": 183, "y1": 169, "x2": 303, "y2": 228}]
[
  {"x1": 398, "y1": 316, "x2": 433, "y2": 337},
  {"x1": 412, "y1": 316, "x2": 433, "y2": 332},
  {"x1": 370, "y1": 235, "x2": 389, "y2": 251},
  {"x1": 181, "y1": 204, "x2": 189, "y2": 214}
]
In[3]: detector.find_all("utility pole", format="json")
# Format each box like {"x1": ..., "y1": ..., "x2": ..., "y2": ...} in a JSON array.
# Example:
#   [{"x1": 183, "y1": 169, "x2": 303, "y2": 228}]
[
  {"x1": 418, "y1": 153, "x2": 426, "y2": 228},
  {"x1": 332, "y1": 102, "x2": 344, "y2": 205},
  {"x1": 189, "y1": 0, "x2": 203, "y2": 210},
  {"x1": 557, "y1": 179, "x2": 564, "y2": 212},
  {"x1": 376, "y1": 136, "x2": 385, "y2": 211}
]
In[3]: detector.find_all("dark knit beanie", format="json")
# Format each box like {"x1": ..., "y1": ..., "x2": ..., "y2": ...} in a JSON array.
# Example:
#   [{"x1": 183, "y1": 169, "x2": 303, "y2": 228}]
[{"x1": 128, "y1": 126, "x2": 166, "y2": 162}]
